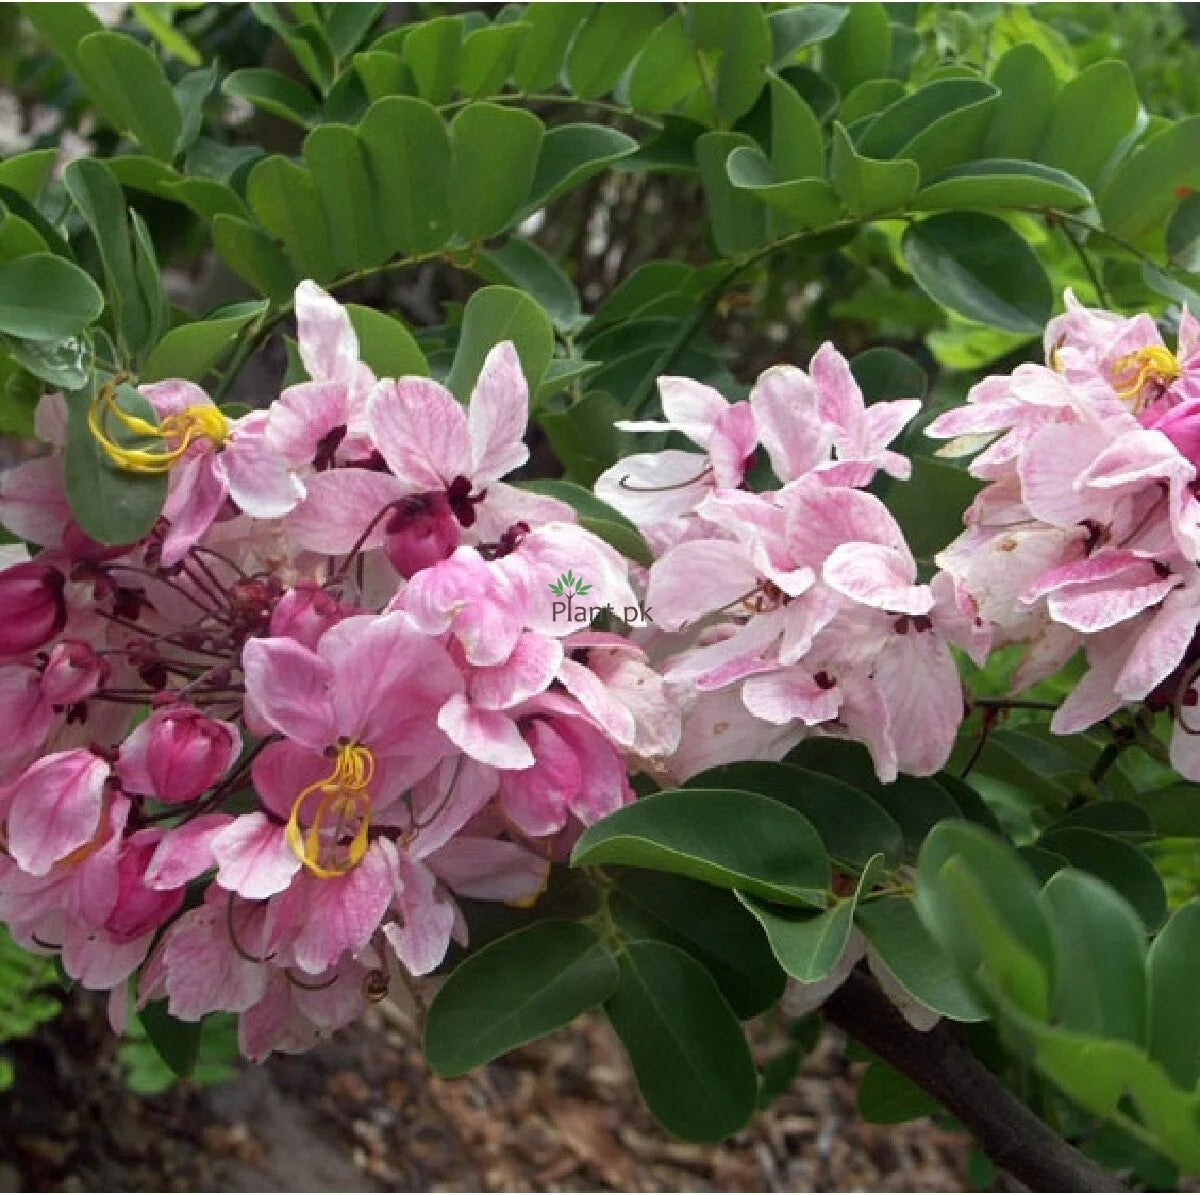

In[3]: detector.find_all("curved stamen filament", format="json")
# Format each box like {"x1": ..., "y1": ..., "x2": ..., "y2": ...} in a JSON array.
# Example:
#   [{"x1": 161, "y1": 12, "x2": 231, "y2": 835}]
[
  {"x1": 618, "y1": 462, "x2": 714, "y2": 493},
  {"x1": 1111, "y1": 346, "x2": 1180, "y2": 412},
  {"x1": 286, "y1": 742, "x2": 375, "y2": 878},
  {"x1": 88, "y1": 379, "x2": 229, "y2": 475}
]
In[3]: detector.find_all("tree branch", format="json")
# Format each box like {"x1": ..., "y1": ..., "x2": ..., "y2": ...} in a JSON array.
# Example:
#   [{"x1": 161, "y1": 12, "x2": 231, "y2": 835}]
[{"x1": 824, "y1": 969, "x2": 1124, "y2": 1192}]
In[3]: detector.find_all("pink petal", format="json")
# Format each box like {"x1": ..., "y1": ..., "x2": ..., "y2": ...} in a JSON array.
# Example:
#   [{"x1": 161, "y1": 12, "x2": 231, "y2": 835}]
[
  {"x1": 824, "y1": 542, "x2": 932, "y2": 615},
  {"x1": 468, "y1": 341, "x2": 529, "y2": 483},
  {"x1": 267, "y1": 380, "x2": 351, "y2": 466},
  {"x1": 144, "y1": 814, "x2": 235, "y2": 891},
  {"x1": 283, "y1": 467, "x2": 405, "y2": 554},
  {"x1": 211, "y1": 812, "x2": 302, "y2": 900},
  {"x1": 556, "y1": 656, "x2": 637, "y2": 745},
  {"x1": 295, "y1": 280, "x2": 359, "y2": 385},
  {"x1": 7, "y1": 750, "x2": 108, "y2": 877},
  {"x1": 428, "y1": 837, "x2": 549, "y2": 904},
  {"x1": 289, "y1": 842, "x2": 394, "y2": 974},
  {"x1": 383, "y1": 847, "x2": 455, "y2": 976},
  {"x1": 742, "y1": 669, "x2": 842, "y2": 725},
  {"x1": 646, "y1": 539, "x2": 761, "y2": 631},
  {"x1": 159, "y1": 453, "x2": 228, "y2": 566},
  {"x1": 437, "y1": 695, "x2": 533, "y2": 769},
  {"x1": 469, "y1": 632, "x2": 563, "y2": 711},
  {"x1": 750, "y1": 365, "x2": 829, "y2": 482},
  {"x1": 242, "y1": 636, "x2": 336, "y2": 750},
  {"x1": 222, "y1": 413, "x2": 305, "y2": 518},
  {"x1": 161, "y1": 900, "x2": 269, "y2": 1019},
  {"x1": 594, "y1": 450, "x2": 714, "y2": 524},
  {"x1": 367, "y1": 377, "x2": 469, "y2": 490}
]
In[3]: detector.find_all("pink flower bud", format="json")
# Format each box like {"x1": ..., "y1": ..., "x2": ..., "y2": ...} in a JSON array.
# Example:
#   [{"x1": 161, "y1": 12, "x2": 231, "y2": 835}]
[
  {"x1": 385, "y1": 492, "x2": 461, "y2": 578},
  {"x1": 39, "y1": 639, "x2": 107, "y2": 707},
  {"x1": 269, "y1": 582, "x2": 347, "y2": 650},
  {"x1": 1152, "y1": 398, "x2": 1200, "y2": 466},
  {"x1": 105, "y1": 830, "x2": 185, "y2": 943},
  {"x1": 118, "y1": 706, "x2": 240, "y2": 805},
  {"x1": 0, "y1": 562, "x2": 66, "y2": 656}
]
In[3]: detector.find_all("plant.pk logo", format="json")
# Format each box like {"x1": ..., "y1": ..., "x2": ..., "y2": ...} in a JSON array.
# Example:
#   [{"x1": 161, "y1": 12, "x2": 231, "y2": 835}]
[{"x1": 549, "y1": 571, "x2": 651, "y2": 625}]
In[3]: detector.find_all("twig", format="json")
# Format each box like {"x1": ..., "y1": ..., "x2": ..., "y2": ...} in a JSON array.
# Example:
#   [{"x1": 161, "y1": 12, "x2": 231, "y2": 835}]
[{"x1": 824, "y1": 969, "x2": 1124, "y2": 1192}]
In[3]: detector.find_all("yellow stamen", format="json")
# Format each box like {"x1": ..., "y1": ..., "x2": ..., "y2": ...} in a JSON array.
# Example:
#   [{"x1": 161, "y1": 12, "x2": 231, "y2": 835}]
[
  {"x1": 1110, "y1": 346, "x2": 1181, "y2": 412},
  {"x1": 286, "y1": 742, "x2": 375, "y2": 878},
  {"x1": 88, "y1": 379, "x2": 229, "y2": 475}
]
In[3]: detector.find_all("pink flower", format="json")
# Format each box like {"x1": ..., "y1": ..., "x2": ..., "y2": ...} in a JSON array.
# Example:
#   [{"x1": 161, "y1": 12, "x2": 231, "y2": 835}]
[
  {"x1": 117, "y1": 706, "x2": 241, "y2": 804},
  {"x1": 266, "y1": 281, "x2": 377, "y2": 469},
  {"x1": 284, "y1": 342, "x2": 566, "y2": 557},
  {"x1": 0, "y1": 562, "x2": 67, "y2": 656},
  {"x1": 137, "y1": 381, "x2": 305, "y2": 565},
  {"x1": 595, "y1": 376, "x2": 757, "y2": 524}
]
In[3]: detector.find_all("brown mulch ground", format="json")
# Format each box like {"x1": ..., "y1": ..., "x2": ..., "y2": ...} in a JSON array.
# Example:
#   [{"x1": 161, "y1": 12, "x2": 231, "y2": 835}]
[{"x1": 0, "y1": 992, "x2": 973, "y2": 1192}]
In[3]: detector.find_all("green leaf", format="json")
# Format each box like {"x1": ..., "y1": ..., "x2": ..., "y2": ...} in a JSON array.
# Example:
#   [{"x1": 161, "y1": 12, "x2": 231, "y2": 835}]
[
  {"x1": 424, "y1": 920, "x2": 618, "y2": 1076},
  {"x1": 142, "y1": 302, "x2": 268, "y2": 384},
  {"x1": 211, "y1": 215, "x2": 299, "y2": 305},
  {"x1": 1038, "y1": 828, "x2": 1166, "y2": 932},
  {"x1": 857, "y1": 1061, "x2": 940, "y2": 1124},
  {"x1": 829, "y1": 122, "x2": 918, "y2": 219},
  {"x1": 855, "y1": 895, "x2": 986, "y2": 1021},
  {"x1": 769, "y1": 4, "x2": 848, "y2": 66},
  {"x1": 566, "y1": 4, "x2": 662, "y2": 100},
  {"x1": 513, "y1": 3, "x2": 585, "y2": 92},
  {"x1": 850, "y1": 347, "x2": 927, "y2": 403},
  {"x1": 222, "y1": 68, "x2": 320, "y2": 127},
  {"x1": 881, "y1": 454, "x2": 981, "y2": 562},
  {"x1": 605, "y1": 939, "x2": 757, "y2": 1142},
  {"x1": 858, "y1": 79, "x2": 996, "y2": 162},
  {"x1": 627, "y1": 14, "x2": 704, "y2": 113},
  {"x1": 0, "y1": 150, "x2": 57, "y2": 204},
  {"x1": 537, "y1": 389, "x2": 628, "y2": 486},
  {"x1": 0, "y1": 210, "x2": 47, "y2": 264},
  {"x1": 2, "y1": 335, "x2": 90, "y2": 392},
  {"x1": 915, "y1": 821, "x2": 1055, "y2": 1020},
  {"x1": 22, "y1": 3, "x2": 105, "y2": 78},
  {"x1": 460, "y1": 23, "x2": 527, "y2": 99},
  {"x1": 63, "y1": 158, "x2": 153, "y2": 361},
  {"x1": 344, "y1": 304, "x2": 427, "y2": 377},
  {"x1": 869, "y1": 775, "x2": 963, "y2": 855},
  {"x1": 449, "y1": 103, "x2": 544, "y2": 243},
  {"x1": 1099, "y1": 116, "x2": 1200, "y2": 247},
  {"x1": 609, "y1": 869, "x2": 785, "y2": 1019},
  {"x1": 911, "y1": 158, "x2": 1091, "y2": 213},
  {"x1": 64, "y1": 381, "x2": 167, "y2": 545},
  {"x1": 75, "y1": 31, "x2": 182, "y2": 162},
  {"x1": 352, "y1": 50, "x2": 412, "y2": 102},
  {"x1": 402, "y1": 15, "x2": 463, "y2": 104},
  {"x1": 320, "y1": 2, "x2": 383, "y2": 58},
  {"x1": 358, "y1": 96, "x2": 452, "y2": 256},
  {"x1": 1041, "y1": 870, "x2": 1147, "y2": 1045},
  {"x1": 1147, "y1": 900, "x2": 1200, "y2": 1090},
  {"x1": 129, "y1": 211, "x2": 167, "y2": 363},
  {"x1": 740, "y1": 854, "x2": 887, "y2": 983},
  {"x1": 1036, "y1": 59, "x2": 1139, "y2": 190},
  {"x1": 518, "y1": 479, "x2": 652, "y2": 566},
  {"x1": 1167, "y1": 193, "x2": 1200, "y2": 273},
  {"x1": 481, "y1": 239, "x2": 581, "y2": 332},
  {"x1": 901, "y1": 212, "x2": 1051, "y2": 334},
  {"x1": 1132, "y1": 785, "x2": 1200, "y2": 838},
  {"x1": 819, "y1": 1, "x2": 890, "y2": 96},
  {"x1": 138, "y1": 1000, "x2": 202, "y2": 1078},
  {"x1": 0, "y1": 255, "x2": 104, "y2": 341},
  {"x1": 726, "y1": 147, "x2": 842, "y2": 230},
  {"x1": 696, "y1": 132, "x2": 769, "y2": 257},
  {"x1": 690, "y1": 3, "x2": 772, "y2": 125},
  {"x1": 246, "y1": 155, "x2": 336, "y2": 282},
  {"x1": 446, "y1": 285, "x2": 554, "y2": 401},
  {"x1": 983, "y1": 44, "x2": 1057, "y2": 160},
  {"x1": 769, "y1": 74, "x2": 824, "y2": 180},
  {"x1": 686, "y1": 760, "x2": 903, "y2": 873},
  {"x1": 572, "y1": 788, "x2": 830, "y2": 908},
  {"x1": 524, "y1": 123, "x2": 640, "y2": 212},
  {"x1": 303, "y1": 123, "x2": 389, "y2": 272}
]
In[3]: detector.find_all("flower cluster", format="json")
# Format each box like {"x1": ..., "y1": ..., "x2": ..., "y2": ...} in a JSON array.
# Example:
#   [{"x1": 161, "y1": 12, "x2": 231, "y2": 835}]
[
  {"x1": 929, "y1": 290, "x2": 1200, "y2": 777},
  {"x1": 0, "y1": 283, "x2": 676, "y2": 1058},
  {"x1": 597, "y1": 344, "x2": 989, "y2": 784}
]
